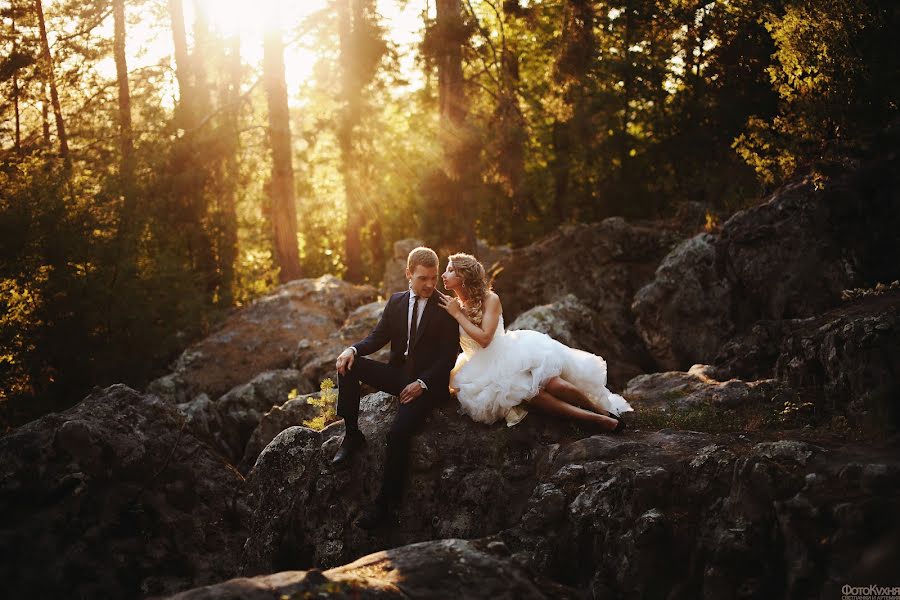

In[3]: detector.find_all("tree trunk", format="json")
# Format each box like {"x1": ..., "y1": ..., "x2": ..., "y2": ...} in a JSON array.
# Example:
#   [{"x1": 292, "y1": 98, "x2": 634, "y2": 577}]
[
  {"x1": 191, "y1": 0, "x2": 212, "y2": 120},
  {"x1": 262, "y1": 23, "x2": 302, "y2": 283},
  {"x1": 167, "y1": 0, "x2": 193, "y2": 129},
  {"x1": 34, "y1": 0, "x2": 67, "y2": 158},
  {"x1": 338, "y1": 0, "x2": 363, "y2": 282},
  {"x1": 435, "y1": 0, "x2": 475, "y2": 253},
  {"x1": 216, "y1": 34, "x2": 241, "y2": 305},
  {"x1": 41, "y1": 80, "x2": 50, "y2": 145},
  {"x1": 12, "y1": 13, "x2": 21, "y2": 153},
  {"x1": 113, "y1": 0, "x2": 134, "y2": 179},
  {"x1": 436, "y1": 0, "x2": 466, "y2": 127}
]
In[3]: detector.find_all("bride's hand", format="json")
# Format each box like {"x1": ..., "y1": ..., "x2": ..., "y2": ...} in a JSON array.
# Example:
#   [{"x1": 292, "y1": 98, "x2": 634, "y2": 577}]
[{"x1": 436, "y1": 291, "x2": 463, "y2": 318}]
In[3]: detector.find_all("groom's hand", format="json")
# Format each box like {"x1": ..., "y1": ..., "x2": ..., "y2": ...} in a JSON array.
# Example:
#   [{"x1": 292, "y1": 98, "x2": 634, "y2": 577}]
[
  {"x1": 336, "y1": 347, "x2": 355, "y2": 375},
  {"x1": 399, "y1": 381, "x2": 424, "y2": 404}
]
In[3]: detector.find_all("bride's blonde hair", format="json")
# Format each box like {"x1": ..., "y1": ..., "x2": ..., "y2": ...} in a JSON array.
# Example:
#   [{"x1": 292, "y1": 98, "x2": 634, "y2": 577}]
[{"x1": 448, "y1": 253, "x2": 490, "y2": 326}]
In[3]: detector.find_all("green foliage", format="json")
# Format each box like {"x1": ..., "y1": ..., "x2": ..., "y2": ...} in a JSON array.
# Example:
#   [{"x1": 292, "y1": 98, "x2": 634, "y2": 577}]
[
  {"x1": 734, "y1": 0, "x2": 900, "y2": 185},
  {"x1": 0, "y1": 153, "x2": 213, "y2": 428},
  {"x1": 303, "y1": 378, "x2": 339, "y2": 431}
]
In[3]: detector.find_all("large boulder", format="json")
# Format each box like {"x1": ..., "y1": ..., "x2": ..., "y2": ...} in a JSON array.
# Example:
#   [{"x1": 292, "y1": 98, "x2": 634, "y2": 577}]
[
  {"x1": 0, "y1": 385, "x2": 247, "y2": 599},
  {"x1": 493, "y1": 218, "x2": 679, "y2": 387},
  {"x1": 493, "y1": 433, "x2": 900, "y2": 598},
  {"x1": 237, "y1": 391, "x2": 321, "y2": 474},
  {"x1": 293, "y1": 300, "x2": 389, "y2": 391},
  {"x1": 167, "y1": 538, "x2": 579, "y2": 599},
  {"x1": 633, "y1": 156, "x2": 900, "y2": 370},
  {"x1": 148, "y1": 276, "x2": 378, "y2": 404},
  {"x1": 239, "y1": 392, "x2": 578, "y2": 575},
  {"x1": 774, "y1": 289, "x2": 900, "y2": 430},
  {"x1": 631, "y1": 233, "x2": 732, "y2": 371},
  {"x1": 509, "y1": 294, "x2": 645, "y2": 386},
  {"x1": 177, "y1": 369, "x2": 304, "y2": 462}
]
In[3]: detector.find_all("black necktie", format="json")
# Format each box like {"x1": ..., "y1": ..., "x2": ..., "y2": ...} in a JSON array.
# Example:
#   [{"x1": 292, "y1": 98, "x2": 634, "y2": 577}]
[{"x1": 409, "y1": 295, "x2": 419, "y2": 350}]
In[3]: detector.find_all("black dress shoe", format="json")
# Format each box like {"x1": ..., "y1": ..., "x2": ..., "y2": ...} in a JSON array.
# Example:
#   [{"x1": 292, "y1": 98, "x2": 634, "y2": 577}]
[
  {"x1": 355, "y1": 502, "x2": 394, "y2": 531},
  {"x1": 331, "y1": 429, "x2": 366, "y2": 466}
]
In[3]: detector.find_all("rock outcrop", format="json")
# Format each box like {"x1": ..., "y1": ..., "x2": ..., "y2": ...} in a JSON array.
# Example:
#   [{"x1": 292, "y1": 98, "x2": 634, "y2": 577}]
[
  {"x1": 237, "y1": 390, "x2": 321, "y2": 474},
  {"x1": 3, "y1": 370, "x2": 898, "y2": 599},
  {"x1": 293, "y1": 300, "x2": 388, "y2": 392},
  {"x1": 623, "y1": 364, "x2": 783, "y2": 410},
  {"x1": 235, "y1": 392, "x2": 900, "y2": 599},
  {"x1": 0, "y1": 385, "x2": 247, "y2": 599},
  {"x1": 774, "y1": 289, "x2": 900, "y2": 429},
  {"x1": 239, "y1": 392, "x2": 575, "y2": 575},
  {"x1": 633, "y1": 157, "x2": 900, "y2": 371},
  {"x1": 168, "y1": 538, "x2": 579, "y2": 599},
  {"x1": 148, "y1": 276, "x2": 378, "y2": 405},
  {"x1": 509, "y1": 294, "x2": 646, "y2": 386},
  {"x1": 177, "y1": 369, "x2": 305, "y2": 463},
  {"x1": 493, "y1": 218, "x2": 679, "y2": 387}
]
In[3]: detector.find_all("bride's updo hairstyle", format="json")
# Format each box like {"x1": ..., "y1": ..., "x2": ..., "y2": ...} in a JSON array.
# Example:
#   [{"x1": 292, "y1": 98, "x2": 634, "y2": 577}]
[{"x1": 448, "y1": 253, "x2": 490, "y2": 326}]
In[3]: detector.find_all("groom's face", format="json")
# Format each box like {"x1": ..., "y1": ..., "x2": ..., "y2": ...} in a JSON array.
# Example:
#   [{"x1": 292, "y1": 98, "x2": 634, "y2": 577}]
[{"x1": 407, "y1": 264, "x2": 438, "y2": 298}]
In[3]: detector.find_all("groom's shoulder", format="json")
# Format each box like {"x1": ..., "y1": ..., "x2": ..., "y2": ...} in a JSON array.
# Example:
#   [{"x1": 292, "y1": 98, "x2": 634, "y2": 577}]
[{"x1": 387, "y1": 290, "x2": 407, "y2": 303}]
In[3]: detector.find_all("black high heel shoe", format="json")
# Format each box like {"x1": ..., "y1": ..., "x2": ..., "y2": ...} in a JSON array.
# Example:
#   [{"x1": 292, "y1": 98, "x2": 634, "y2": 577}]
[{"x1": 605, "y1": 411, "x2": 626, "y2": 434}]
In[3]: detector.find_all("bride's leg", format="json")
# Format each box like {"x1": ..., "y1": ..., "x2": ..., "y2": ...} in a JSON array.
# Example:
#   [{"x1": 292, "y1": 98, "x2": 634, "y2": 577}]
[
  {"x1": 529, "y1": 390, "x2": 618, "y2": 430},
  {"x1": 543, "y1": 377, "x2": 597, "y2": 412}
]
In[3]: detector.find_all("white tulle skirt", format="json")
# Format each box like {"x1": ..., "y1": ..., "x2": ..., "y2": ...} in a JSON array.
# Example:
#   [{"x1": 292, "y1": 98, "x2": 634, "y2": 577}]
[{"x1": 450, "y1": 329, "x2": 633, "y2": 427}]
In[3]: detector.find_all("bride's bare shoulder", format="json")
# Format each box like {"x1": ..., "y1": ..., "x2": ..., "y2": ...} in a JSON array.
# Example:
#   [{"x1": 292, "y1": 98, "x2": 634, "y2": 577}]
[{"x1": 485, "y1": 291, "x2": 501, "y2": 308}]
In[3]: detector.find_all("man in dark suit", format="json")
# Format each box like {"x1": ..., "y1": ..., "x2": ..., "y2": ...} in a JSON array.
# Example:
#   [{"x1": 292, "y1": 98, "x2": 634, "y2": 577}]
[{"x1": 333, "y1": 246, "x2": 460, "y2": 530}]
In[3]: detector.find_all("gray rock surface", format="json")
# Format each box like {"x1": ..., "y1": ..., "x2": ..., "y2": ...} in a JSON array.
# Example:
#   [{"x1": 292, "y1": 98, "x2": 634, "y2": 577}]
[
  {"x1": 0, "y1": 385, "x2": 248, "y2": 599},
  {"x1": 775, "y1": 290, "x2": 900, "y2": 429},
  {"x1": 633, "y1": 159, "x2": 900, "y2": 370},
  {"x1": 168, "y1": 538, "x2": 579, "y2": 599},
  {"x1": 293, "y1": 300, "x2": 389, "y2": 392},
  {"x1": 177, "y1": 369, "x2": 302, "y2": 462},
  {"x1": 493, "y1": 218, "x2": 679, "y2": 387},
  {"x1": 623, "y1": 364, "x2": 783, "y2": 410},
  {"x1": 235, "y1": 392, "x2": 900, "y2": 599},
  {"x1": 632, "y1": 233, "x2": 732, "y2": 371},
  {"x1": 510, "y1": 293, "x2": 645, "y2": 386},
  {"x1": 148, "y1": 276, "x2": 378, "y2": 404},
  {"x1": 238, "y1": 391, "x2": 321, "y2": 474}
]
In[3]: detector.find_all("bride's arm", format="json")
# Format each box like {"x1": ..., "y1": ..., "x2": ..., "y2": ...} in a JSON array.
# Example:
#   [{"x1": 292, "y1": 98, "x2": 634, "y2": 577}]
[{"x1": 443, "y1": 292, "x2": 502, "y2": 348}]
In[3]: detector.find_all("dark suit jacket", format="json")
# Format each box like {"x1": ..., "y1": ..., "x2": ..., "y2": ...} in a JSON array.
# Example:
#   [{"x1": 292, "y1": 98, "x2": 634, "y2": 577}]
[{"x1": 352, "y1": 291, "x2": 460, "y2": 400}]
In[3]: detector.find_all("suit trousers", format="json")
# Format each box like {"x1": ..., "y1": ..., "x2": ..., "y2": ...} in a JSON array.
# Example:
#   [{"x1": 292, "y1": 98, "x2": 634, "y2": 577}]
[{"x1": 337, "y1": 356, "x2": 434, "y2": 507}]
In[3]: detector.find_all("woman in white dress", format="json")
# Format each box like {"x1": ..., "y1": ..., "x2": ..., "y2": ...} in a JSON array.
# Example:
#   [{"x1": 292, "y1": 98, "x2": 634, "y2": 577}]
[{"x1": 436, "y1": 253, "x2": 633, "y2": 431}]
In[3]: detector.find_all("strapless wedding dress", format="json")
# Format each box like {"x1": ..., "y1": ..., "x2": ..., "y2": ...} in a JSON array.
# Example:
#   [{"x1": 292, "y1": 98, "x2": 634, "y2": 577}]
[{"x1": 450, "y1": 315, "x2": 633, "y2": 426}]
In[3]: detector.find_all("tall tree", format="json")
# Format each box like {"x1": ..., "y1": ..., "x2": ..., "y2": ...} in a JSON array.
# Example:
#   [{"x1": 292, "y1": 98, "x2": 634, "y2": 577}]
[
  {"x1": 262, "y1": 18, "x2": 302, "y2": 282},
  {"x1": 190, "y1": 0, "x2": 212, "y2": 119},
  {"x1": 213, "y1": 33, "x2": 241, "y2": 306},
  {"x1": 10, "y1": 8, "x2": 22, "y2": 153},
  {"x1": 33, "y1": 0, "x2": 67, "y2": 157},
  {"x1": 167, "y1": 0, "x2": 193, "y2": 129},
  {"x1": 422, "y1": 0, "x2": 477, "y2": 253},
  {"x1": 112, "y1": 0, "x2": 132, "y2": 168},
  {"x1": 550, "y1": 0, "x2": 596, "y2": 222},
  {"x1": 337, "y1": 0, "x2": 385, "y2": 283},
  {"x1": 112, "y1": 0, "x2": 134, "y2": 199}
]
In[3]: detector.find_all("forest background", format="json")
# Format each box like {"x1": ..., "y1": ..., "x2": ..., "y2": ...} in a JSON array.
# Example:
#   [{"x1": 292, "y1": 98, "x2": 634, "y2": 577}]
[{"x1": 1, "y1": 0, "x2": 897, "y2": 428}]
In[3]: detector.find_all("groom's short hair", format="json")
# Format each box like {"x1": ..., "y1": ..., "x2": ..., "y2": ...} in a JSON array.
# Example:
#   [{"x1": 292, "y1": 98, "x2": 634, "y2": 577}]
[{"x1": 407, "y1": 246, "x2": 439, "y2": 272}]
